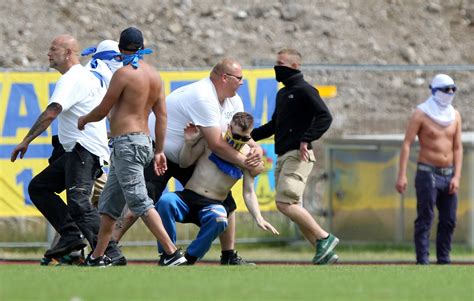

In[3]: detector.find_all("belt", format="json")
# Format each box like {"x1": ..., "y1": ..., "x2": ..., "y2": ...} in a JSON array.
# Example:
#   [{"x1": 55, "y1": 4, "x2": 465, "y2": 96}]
[
  {"x1": 108, "y1": 132, "x2": 150, "y2": 147},
  {"x1": 417, "y1": 163, "x2": 454, "y2": 176}
]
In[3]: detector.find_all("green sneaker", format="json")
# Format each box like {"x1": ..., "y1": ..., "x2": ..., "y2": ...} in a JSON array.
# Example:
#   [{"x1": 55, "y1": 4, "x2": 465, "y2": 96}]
[
  {"x1": 315, "y1": 251, "x2": 338, "y2": 265},
  {"x1": 313, "y1": 234, "x2": 339, "y2": 264}
]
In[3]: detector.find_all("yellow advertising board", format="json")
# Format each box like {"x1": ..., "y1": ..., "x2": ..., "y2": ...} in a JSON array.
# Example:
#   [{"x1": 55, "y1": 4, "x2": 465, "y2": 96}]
[{"x1": 0, "y1": 69, "x2": 336, "y2": 217}]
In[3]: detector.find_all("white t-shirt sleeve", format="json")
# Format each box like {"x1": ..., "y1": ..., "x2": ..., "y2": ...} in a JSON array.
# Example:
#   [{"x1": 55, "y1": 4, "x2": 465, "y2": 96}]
[{"x1": 48, "y1": 74, "x2": 80, "y2": 112}]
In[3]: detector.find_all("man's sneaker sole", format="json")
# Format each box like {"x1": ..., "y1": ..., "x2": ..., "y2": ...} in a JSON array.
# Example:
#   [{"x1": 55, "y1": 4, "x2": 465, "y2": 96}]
[
  {"x1": 44, "y1": 239, "x2": 87, "y2": 259},
  {"x1": 111, "y1": 256, "x2": 127, "y2": 266},
  {"x1": 314, "y1": 236, "x2": 339, "y2": 264},
  {"x1": 316, "y1": 252, "x2": 339, "y2": 265}
]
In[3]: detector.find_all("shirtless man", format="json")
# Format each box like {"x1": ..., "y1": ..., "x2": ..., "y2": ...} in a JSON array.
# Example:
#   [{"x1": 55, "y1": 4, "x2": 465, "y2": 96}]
[
  {"x1": 396, "y1": 74, "x2": 463, "y2": 265},
  {"x1": 156, "y1": 112, "x2": 279, "y2": 264},
  {"x1": 78, "y1": 27, "x2": 186, "y2": 266}
]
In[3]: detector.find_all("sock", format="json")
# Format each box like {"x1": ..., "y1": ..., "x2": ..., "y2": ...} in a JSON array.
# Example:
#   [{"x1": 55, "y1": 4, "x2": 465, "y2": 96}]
[{"x1": 221, "y1": 250, "x2": 235, "y2": 258}]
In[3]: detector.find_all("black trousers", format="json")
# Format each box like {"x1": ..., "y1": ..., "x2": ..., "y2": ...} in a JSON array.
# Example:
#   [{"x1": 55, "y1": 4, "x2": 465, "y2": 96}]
[
  {"x1": 414, "y1": 167, "x2": 457, "y2": 264},
  {"x1": 28, "y1": 143, "x2": 101, "y2": 247}
]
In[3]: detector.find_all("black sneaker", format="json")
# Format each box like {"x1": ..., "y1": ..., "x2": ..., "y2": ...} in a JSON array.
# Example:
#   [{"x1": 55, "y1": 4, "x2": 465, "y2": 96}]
[
  {"x1": 105, "y1": 240, "x2": 127, "y2": 266},
  {"x1": 111, "y1": 256, "x2": 127, "y2": 266},
  {"x1": 44, "y1": 235, "x2": 87, "y2": 259},
  {"x1": 85, "y1": 254, "x2": 112, "y2": 267},
  {"x1": 159, "y1": 248, "x2": 187, "y2": 266},
  {"x1": 184, "y1": 251, "x2": 198, "y2": 265},
  {"x1": 220, "y1": 250, "x2": 256, "y2": 266}
]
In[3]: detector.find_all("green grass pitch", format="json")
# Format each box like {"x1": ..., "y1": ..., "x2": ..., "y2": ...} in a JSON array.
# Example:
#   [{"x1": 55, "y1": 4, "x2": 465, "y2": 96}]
[{"x1": 0, "y1": 265, "x2": 472, "y2": 301}]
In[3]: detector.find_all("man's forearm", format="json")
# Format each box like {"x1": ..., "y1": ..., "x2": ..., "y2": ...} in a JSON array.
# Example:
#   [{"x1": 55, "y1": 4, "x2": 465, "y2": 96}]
[
  {"x1": 453, "y1": 147, "x2": 463, "y2": 179},
  {"x1": 84, "y1": 106, "x2": 108, "y2": 124},
  {"x1": 398, "y1": 143, "x2": 410, "y2": 178},
  {"x1": 23, "y1": 105, "x2": 60, "y2": 144}
]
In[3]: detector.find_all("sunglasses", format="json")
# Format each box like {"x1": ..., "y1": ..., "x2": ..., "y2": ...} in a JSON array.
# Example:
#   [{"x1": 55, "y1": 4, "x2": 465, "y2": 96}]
[
  {"x1": 225, "y1": 73, "x2": 243, "y2": 81},
  {"x1": 231, "y1": 132, "x2": 251, "y2": 142},
  {"x1": 437, "y1": 86, "x2": 457, "y2": 93}
]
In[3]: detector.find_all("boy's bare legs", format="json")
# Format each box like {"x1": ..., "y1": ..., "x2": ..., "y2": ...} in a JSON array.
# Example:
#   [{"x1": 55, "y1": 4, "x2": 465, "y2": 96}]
[{"x1": 219, "y1": 212, "x2": 236, "y2": 250}]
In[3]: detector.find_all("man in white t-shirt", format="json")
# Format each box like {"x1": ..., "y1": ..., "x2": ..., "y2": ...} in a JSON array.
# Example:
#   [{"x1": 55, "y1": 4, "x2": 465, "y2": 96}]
[
  {"x1": 11, "y1": 35, "x2": 111, "y2": 260},
  {"x1": 34, "y1": 39, "x2": 126, "y2": 266},
  {"x1": 112, "y1": 58, "x2": 263, "y2": 265}
]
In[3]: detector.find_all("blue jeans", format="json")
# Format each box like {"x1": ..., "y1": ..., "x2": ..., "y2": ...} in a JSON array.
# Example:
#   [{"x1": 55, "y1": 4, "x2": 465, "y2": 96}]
[
  {"x1": 99, "y1": 133, "x2": 154, "y2": 219},
  {"x1": 414, "y1": 164, "x2": 457, "y2": 264},
  {"x1": 156, "y1": 192, "x2": 228, "y2": 259}
]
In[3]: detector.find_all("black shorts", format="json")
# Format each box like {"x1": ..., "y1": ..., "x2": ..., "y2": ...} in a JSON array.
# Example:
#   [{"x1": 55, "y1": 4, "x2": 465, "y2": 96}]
[
  {"x1": 176, "y1": 189, "x2": 236, "y2": 226},
  {"x1": 145, "y1": 158, "x2": 237, "y2": 214}
]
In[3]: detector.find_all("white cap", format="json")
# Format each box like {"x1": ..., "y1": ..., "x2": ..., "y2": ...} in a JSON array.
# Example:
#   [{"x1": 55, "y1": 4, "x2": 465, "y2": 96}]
[
  {"x1": 430, "y1": 74, "x2": 455, "y2": 88},
  {"x1": 96, "y1": 40, "x2": 119, "y2": 54}
]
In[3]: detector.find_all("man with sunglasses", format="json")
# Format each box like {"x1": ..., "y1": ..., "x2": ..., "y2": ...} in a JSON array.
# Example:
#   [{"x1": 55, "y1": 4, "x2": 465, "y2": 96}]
[
  {"x1": 396, "y1": 74, "x2": 463, "y2": 265},
  {"x1": 156, "y1": 112, "x2": 279, "y2": 264},
  {"x1": 251, "y1": 48, "x2": 339, "y2": 264},
  {"x1": 111, "y1": 58, "x2": 263, "y2": 265}
]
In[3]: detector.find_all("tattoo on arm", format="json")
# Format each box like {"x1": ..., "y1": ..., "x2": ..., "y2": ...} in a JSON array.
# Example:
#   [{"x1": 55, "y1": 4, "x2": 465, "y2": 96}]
[{"x1": 25, "y1": 103, "x2": 62, "y2": 141}]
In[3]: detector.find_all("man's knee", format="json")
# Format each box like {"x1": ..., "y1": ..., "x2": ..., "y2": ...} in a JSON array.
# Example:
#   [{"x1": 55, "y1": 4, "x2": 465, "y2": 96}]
[
  {"x1": 202, "y1": 205, "x2": 228, "y2": 232},
  {"x1": 156, "y1": 193, "x2": 178, "y2": 214},
  {"x1": 28, "y1": 176, "x2": 46, "y2": 200},
  {"x1": 276, "y1": 200, "x2": 292, "y2": 215}
]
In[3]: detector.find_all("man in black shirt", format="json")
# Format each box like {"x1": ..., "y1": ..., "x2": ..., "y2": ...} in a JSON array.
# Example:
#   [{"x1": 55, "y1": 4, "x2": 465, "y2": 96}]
[{"x1": 251, "y1": 48, "x2": 339, "y2": 264}]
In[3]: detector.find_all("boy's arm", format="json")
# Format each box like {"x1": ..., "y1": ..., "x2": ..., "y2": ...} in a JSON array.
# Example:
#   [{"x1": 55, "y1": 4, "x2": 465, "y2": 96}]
[
  {"x1": 179, "y1": 123, "x2": 206, "y2": 168},
  {"x1": 242, "y1": 170, "x2": 279, "y2": 235}
]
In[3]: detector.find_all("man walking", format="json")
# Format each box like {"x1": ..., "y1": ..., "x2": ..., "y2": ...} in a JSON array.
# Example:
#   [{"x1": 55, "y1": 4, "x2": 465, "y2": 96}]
[
  {"x1": 79, "y1": 27, "x2": 186, "y2": 266},
  {"x1": 251, "y1": 48, "x2": 338, "y2": 264}
]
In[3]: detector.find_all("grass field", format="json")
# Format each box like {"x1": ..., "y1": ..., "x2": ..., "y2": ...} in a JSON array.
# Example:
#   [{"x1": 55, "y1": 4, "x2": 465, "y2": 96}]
[{"x1": 0, "y1": 265, "x2": 473, "y2": 301}]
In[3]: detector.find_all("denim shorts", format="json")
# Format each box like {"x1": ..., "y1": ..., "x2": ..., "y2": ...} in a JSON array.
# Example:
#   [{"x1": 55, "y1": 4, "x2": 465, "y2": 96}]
[{"x1": 99, "y1": 133, "x2": 155, "y2": 219}]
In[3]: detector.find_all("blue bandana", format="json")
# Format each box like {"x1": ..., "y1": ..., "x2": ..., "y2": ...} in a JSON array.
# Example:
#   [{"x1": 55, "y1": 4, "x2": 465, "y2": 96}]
[
  {"x1": 81, "y1": 47, "x2": 120, "y2": 69},
  {"x1": 120, "y1": 48, "x2": 153, "y2": 69},
  {"x1": 208, "y1": 153, "x2": 243, "y2": 180}
]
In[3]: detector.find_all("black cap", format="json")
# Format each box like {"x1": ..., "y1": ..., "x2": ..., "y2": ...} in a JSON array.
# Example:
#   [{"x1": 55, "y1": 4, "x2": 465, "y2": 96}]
[{"x1": 119, "y1": 27, "x2": 144, "y2": 51}]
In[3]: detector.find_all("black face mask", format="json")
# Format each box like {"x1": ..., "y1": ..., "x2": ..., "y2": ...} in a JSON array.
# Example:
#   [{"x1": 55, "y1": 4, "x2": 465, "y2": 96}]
[{"x1": 274, "y1": 65, "x2": 300, "y2": 82}]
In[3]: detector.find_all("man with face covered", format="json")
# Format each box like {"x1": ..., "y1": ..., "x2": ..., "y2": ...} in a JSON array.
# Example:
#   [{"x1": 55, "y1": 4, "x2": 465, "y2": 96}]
[
  {"x1": 251, "y1": 48, "x2": 338, "y2": 265},
  {"x1": 396, "y1": 74, "x2": 463, "y2": 265},
  {"x1": 156, "y1": 112, "x2": 279, "y2": 265}
]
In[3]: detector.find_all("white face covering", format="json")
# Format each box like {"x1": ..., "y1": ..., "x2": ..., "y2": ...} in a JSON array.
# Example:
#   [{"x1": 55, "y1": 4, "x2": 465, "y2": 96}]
[
  {"x1": 417, "y1": 74, "x2": 457, "y2": 127},
  {"x1": 417, "y1": 93, "x2": 455, "y2": 127},
  {"x1": 432, "y1": 90, "x2": 454, "y2": 107},
  {"x1": 104, "y1": 59, "x2": 123, "y2": 73}
]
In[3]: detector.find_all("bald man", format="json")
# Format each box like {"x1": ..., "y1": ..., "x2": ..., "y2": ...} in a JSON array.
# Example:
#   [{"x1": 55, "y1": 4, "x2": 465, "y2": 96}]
[
  {"x1": 11, "y1": 34, "x2": 111, "y2": 260},
  {"x1": 111, "y1": 58, "x2": 264, "y2": 265}
]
